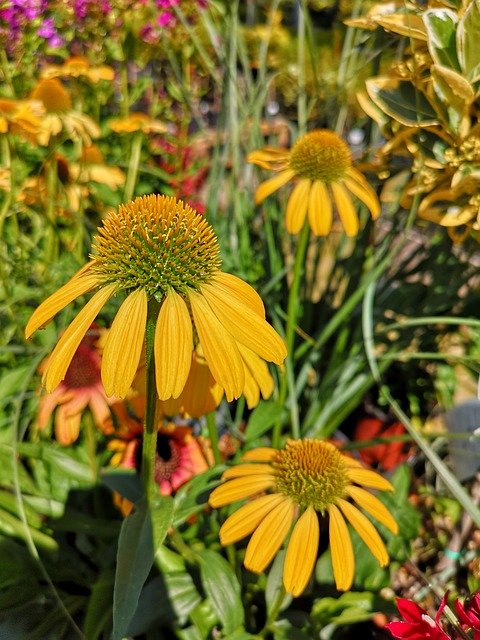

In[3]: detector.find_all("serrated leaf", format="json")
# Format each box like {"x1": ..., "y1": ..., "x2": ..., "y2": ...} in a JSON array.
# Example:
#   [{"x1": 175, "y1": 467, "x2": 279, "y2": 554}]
[
  {"x1": 366, "y1": 78, "x2": 439, "y2": 127},
  {"x1": 245, "y1": 400, "x2": 286, "y2": 441},
  {"x1": 423, "y1": 9, "x2": 460, "y2": 70},
  {"x1": 196, "y1": 549, "x2": 244, "y2": 635}
]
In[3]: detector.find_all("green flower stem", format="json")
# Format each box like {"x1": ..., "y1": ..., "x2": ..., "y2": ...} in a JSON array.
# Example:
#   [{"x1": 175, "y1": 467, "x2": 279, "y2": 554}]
[
  {"x1": 260, "y1": 585, "x2": 286, "y2": 636},
  {"x1": 123, "y1": 132, "x2": 143, "y2": 203},
  {"x1": 44, "y1": 154, "x2": 59, "y2": 263},
  {"x1": 206, "y1": 411, "x2": 221, "y2": 466},
  {"x1": 143, "y1": 299, "x2": 160, "y2": 503},
  {"x1": 296, "y1": 0, "x2": 307, "y2": 135},
  {"x1": 272, "y1": 221, "x2": 310, "y2": 447}
]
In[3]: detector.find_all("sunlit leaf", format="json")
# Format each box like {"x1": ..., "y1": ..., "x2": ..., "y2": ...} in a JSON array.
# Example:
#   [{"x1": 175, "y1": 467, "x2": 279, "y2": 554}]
[
  {"x1": 366, "y1": 78, "x2": 438, "y2": 127},
  {"x1": 423, "y1": 9, "x2": 459, "y2": 70}
]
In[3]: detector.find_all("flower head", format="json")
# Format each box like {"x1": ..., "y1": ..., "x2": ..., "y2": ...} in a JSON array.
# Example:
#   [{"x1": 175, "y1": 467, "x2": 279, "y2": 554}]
[
  {"x1": 248, "y1": 129, "x2": 380, "y2": 236},
  {"x1": 353, "y1": 417, "x2": 412, "y2": 471},
  {"x1": 386, "y1": 595, "x2": 450, "y2": 640},
  {"x1": 456, "y1": 592, "x2": 480, "y2": 639},
  {"x1": 209, "y1": 439, "x2": 398, "y2": 596},
  {"x1": 37, "y1": 324, "x2": 115, "y2": 445},
  {"x1": 25, "y1": 194, "x2": 286, "y2": 403}
]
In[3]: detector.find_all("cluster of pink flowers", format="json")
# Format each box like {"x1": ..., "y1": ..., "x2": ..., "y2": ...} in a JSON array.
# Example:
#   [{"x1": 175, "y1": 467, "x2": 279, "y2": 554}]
[
  {"x1": 0, "y1": 0, "x2": 63, "y2": 52},
  {"x1": 386, "y1": 592, "x2": 480, "y2": 640},
  {"x1": 139, "y1": 0, "x2": 207, "y2": 43}
]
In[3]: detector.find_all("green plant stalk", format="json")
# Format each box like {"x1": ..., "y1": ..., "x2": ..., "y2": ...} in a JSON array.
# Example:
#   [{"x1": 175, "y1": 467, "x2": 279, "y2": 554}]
[
  {"x1": 296, "y1": 0, "x2": 307, "y2": 135},
  {"x1": 44, "y1": 154, "x2": 59, "y2": 263},
  {"x1": 0, "y1": 135, "x2": 13, "y2": 245},
  {"x1": 206, "y1": 411, "x2": 221, "y2": 466},
  {"x1": 143, "y1": 300, "x2": 160, "y2": 503},
  {"x1": 118, "y1": 48, "x2": 130, "y2": 117},
  {"x1": 0, "y1": 49, "x2": 15, "y2": 97},
  {"x1": 123, "y1": 132, "x2": 143, "y2": 203},
  {"x1": 260, "y1": 585, "x2": 286, "y2": 637},
  {"x1": 272, "y1": 222, "x2": 310, "y2": 446}
]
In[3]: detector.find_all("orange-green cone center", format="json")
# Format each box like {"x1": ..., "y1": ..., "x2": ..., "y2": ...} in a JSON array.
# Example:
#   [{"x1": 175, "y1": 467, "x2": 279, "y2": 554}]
[
  {"x1": 91, "y1": 194, "x2": 221, "y2": 300},
  {"x1": 289, "y1": 130, "x2": 351, "y2": 183},
  {"x1": 31, "y1": 78, "x2": 72, "y2": 112},
  {"x1": 272, "y1": 439, "x2": 349, "y2": 512}
]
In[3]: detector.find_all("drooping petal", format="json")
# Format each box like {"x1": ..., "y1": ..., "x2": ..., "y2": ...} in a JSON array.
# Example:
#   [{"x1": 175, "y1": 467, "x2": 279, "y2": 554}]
[
  {"x1": 102, "y1": 289, "x2": 147, "y2": 398},
  {"x1": 328, "y1": 503, "x2": 354, "y2": 591},
  {"x1": 254, "y1": 169, "x2": 296, "y2": 204},
  {"x1": 211, "y1": 272, "x2": 265, "y2": 317},
  {"x1": 222, "y1": 463, "x2": 273, "y2": 480},
  {"x1": 244, "y1": 497, "x2": 295, "y2": 573},
  {"x1": 307, "y1": 180, "x2": 333, "y2": 236},
  {"x1": 346, "y1": 486, "x2": 398, "y2": 533},
  {"x1": 25, "y1": 261, "x2": 99, "y2": 338},
  {"x1": 199, "y1": 283, "x2": 287, "y2": 364},
  {"x1": 208, "y1": 475, "x2": 275, "y2": 508},
  {"x1": 189, "y1": 289, "x2": 245, "y2": 402},
  {"x1": 285, "y1": 179, "x2": 310, "y2": 234},
  {"x1": 344, "y1": 175, "x2": 380, "y2": 220},
  {"x1": 241, "y1": 447, "x2": 277, "y2": 462},
  {"x1": 155, "y1": 290, "x2": 193, "y2": 400},
  {"x1": 237, "y1": 343, "x2": 274, "y2": 399},
  {"x1": 55, "y1": 405, "x2": 82, "y2": 446},
  {"x1": 396, "y1": 598, "x2": 428, "y2": 622},
  {"x1": 247, "y1": 148, "x2": 291, "y2": 170},
  {"x1": 43, "y1": 284, "x2": 116, "y2": 393},
  {"x1": 283, "y1": 505, "x2": 320, "y2": 597},
  {"x1": 331, "y1": 181, "x2": 359, "y2": 236},
  {"x1": 219, "y1": 494, "x2": 286, "y2": 545},
  {"x1": 337, "y1": 499, "x2": 389, "y2": 566},
  {"x1": 242, "y1": 367, "x2": 260, "y2": 409},
  {"x1": 346, "y1": 467, "x2": 395, "y2": 491}
]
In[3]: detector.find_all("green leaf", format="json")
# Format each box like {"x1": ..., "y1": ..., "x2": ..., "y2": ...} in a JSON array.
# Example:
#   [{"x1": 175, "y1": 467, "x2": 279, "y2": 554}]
[
  {"x1": 196, "y1": 548, "x2": 244, "y2": 635},
  {"x1": 366, "y1": 78, "x2": 439, "y2": 127},
  {"x1": 83, "y1": 568, "x2": 114, "y2": 640},
  {"x1": 244, "y1": 400, "x2": 286, "y2": 441},
  {"x1": 265, "y1": 550, "x2": 290, "y2": 615},
  {"x1": 189, "y1": 600, "x2": 217, "y2": 639},
  {"x1": 423, "y1": 9, "x2": 459, "y2": 70},
  {"x1": 101, "y1": 469, "x2": 143, "y2": 504},
  {"x1": 151, "y1": 494, "x2": 174, "y2": 551},
  {"x1": 457, "y1": 0, "x2": 480, "y2": 82},
  {"x1": 112, "y1": 499, "x2": 155, "y2": 640}
]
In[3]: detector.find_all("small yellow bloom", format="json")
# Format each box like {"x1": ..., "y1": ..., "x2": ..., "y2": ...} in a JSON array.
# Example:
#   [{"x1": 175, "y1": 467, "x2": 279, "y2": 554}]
[
  {"x1": 41, "y1": 56, "x2": 115, "y2": 84},
  {"x1": 209, "y1": 439, "x2": 398, "y2": 596},
  {"x1": 25, "y1": 194, "x2": 286, "y2": 402},
  {"x1": 107, "y1": 113, "x2": 167, "y2": 135},
  {"x1": 248, "y1": 129, "x2": 380, "y2": 236}
]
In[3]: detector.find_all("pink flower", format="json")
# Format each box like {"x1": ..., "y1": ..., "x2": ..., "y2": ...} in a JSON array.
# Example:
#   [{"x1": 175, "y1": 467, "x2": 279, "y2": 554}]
[
  {"x1": 386, "y1": 596, "x2": 450, "y2": 640},
  {"x1": 456, "y1": 592, "x2": 480, "y2": 639}
]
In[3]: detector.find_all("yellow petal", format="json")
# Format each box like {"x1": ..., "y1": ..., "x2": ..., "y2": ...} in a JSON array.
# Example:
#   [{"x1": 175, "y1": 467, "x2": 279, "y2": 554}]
[
  {"x1": 331, "y1": 182, "x2": 359, "y2": 236},
  {"x1": 238, "y1": 343, "x2": 274, "y2": 400},
  {"x1": 241, "y1": 447, "x2": 277, "y2": 462},
  {"x1": 345, "y1": 170, "x2": 380, "y2": 219},
  {"x1": 244, "y1": 497, "x2": 295, "y2": 573},
  {"x1": 328, "y1": 504, "x2": 354, "y2": 591},
  {"x1": 43, "y1": 284, "x2": 116, "y2": 393},
  {"x1": 337, "y1": 499, "x2": 389, "y2": 566},
  {"x1": 102, "y1": 289, "x2": 147, "y2": 398},
  {"x1": 189, "y1": 289, "x2": 245, "y2": 402},
  {"x1": 25, "y1": 261, "x2": 98, "y2": 338},
  {"x1": 346, "y1": 486, "x2": 398, "y2": 533},
  {"x1": 247, "y1": 148, "x2": 291, "y2": 169},
  {"x1": 308, "y1": 180, "x2": 333, "y2": 236},
  {"x1": 242, "y1": 368, "x2": 260, "y2": 409},
  {"x1": 212, "y1": 272, "x2": 265, "y2": 318},
  {"x1": 208, "y1": 475, "x2": 275, "y2": 508},
  {"x1": 285, "y1": 179, "x2": 310, "y2": 234},
  {"x1": 255, "y1": 169, "x2": 296, "y2": 204},
  {"x1": 346, "y1": 468, "x2": 395, "y2": 491},
  {"x1": 155, "y1": 290, "x2": 193, "y2": 400},
  {"x1": 200, "y1": 283, "x2": 287, "y2": 364},
  {"x1": 219, "y1": 494, "x2": 286, "y2": 545},
  {"x1": 222, "y1": 463, "x2": 273, "y2": 480},
  {"x1": 283, "y1": 505, "x2": 319, "y2": 597}
]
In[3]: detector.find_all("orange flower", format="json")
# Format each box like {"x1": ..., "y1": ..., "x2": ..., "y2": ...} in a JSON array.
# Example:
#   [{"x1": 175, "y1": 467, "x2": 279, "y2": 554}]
[{"x1": 353, "y1": 418, "x2": 412, "y2": 471}]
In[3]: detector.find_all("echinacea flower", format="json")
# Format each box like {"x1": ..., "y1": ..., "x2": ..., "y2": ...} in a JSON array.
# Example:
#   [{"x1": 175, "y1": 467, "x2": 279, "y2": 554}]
[
  {"x1": 208, "y1": 439, "x2": 398, "y2": 596},
  {"x1": 456, "y1": 592, "x2": 480, "y2": 639},
  {"x1": 41, "y1": 56, "x2": 114, "y2": 83},
  {"x1": 248, "y1": 129, "x2": 380, "y2": 236},
  {"x1": 386, "y1": 595, "x2": 450, "y2": 640},
  {"x1": 107, "y1": 113, "x2": 166, "y2": 135},
  {"x1": 37, "y1": 325, "x2": 115, "y2": 445},
  {"x1": 0, "y1": 97, "x2": 45, "y2": 143},
  {"x1": 25, "y1": 194, "x2": 286, "y2": 402}
]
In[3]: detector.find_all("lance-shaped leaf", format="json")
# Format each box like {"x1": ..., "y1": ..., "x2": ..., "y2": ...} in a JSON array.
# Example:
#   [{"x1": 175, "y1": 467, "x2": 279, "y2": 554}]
[{"x1": 366, "y1": 77, "x2": 439, "y2": 127}]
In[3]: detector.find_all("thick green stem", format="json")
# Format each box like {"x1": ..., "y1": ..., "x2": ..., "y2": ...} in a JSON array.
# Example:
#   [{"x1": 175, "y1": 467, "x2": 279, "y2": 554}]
[
  {"x1": 272, "y1": 222, "x2": 310, "y2": 446},
  {"x1": 123, "y1": 132, "x2": 143, "y2": 203},
  {"x1": 143, "y1": 300, "x2": 160, "y2": 502},
  {"x1": 44, "y1": 154, "x2": 59, "y2": 263}
]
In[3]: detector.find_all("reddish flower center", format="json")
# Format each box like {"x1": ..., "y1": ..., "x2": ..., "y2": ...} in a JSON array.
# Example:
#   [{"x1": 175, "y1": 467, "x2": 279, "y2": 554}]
[
  {"x1": 154, "y1": 434, "x2": 181, "y2": 481},
  {"x1": 64, "y1": 343, "x2": 102, "y2": 388}
]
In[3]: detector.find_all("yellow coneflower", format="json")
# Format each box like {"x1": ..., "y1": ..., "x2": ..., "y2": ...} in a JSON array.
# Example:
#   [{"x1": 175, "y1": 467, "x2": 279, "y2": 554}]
[
  {"x1": 25, "y1": 194, "x2": 286, "y2": 402},
  {"x1": 107, "y1": 113, "x2": 167, "y2": 135},
  {"x1": 248, "y1": 129, "x2": 380, "y2": 236},
  {"x1": 209, "y1": 439, "x2": 398, "y2": 597},
  {"x1": 0, "y1": 97, "x2": 45, "y2": 143},
  {"x1": 41, "y1": 56, "x2": 115, "y2": 84}
]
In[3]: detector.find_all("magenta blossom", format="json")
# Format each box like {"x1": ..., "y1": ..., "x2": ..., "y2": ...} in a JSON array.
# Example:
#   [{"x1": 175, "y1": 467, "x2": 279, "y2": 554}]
[
  {"x1": 386, "y1": 595, "x2": 450, "y2": 640},
  {"x1": 456, "y1": 592, "x2": 480, "y2": 639}
]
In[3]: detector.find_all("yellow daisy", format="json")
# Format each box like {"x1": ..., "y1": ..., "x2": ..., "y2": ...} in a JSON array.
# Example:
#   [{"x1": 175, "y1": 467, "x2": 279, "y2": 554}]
[
  {"x1": 248, "y1": 129, "x2": 380, "y2": 236},
  {"x1": 209, "y1": 439, "x2": 398, "y2": 597},
  {"x1": 25, "y1": 194, "x2": 286, "y2": 402}
]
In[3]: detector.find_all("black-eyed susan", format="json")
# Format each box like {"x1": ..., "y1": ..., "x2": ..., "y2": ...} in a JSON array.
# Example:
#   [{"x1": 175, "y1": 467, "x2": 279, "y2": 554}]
[
  {"x1": 209, "y1": 439, "x2": 398, "y2": 597},
  {"x1": 25, "y1": 194, "x2": 286, "y2": 402},
  {"x1": 248, "y1": 129, "x2": 380, "y2": 237}
]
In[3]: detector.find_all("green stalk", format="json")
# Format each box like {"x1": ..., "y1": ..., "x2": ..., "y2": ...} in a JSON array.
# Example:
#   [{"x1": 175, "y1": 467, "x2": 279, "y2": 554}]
[
  {"x1": 206, "y1": 411, "x2": 221, "y2": 466},
  {"x1": 272, "y1": 222, "x2": 310, "y2": 446},
  {"x1": 44, "y1": 154, "x2": 59, "y2": 263},
  {"x1": 296, "y1": 1, "x2": 307, "y2": 134},
  {"x1": 123, "y1": 132, "x2": 143, "y2": 203},
  {"x1": 143, "y1": 300, "x2": 160, "y2": 502}
]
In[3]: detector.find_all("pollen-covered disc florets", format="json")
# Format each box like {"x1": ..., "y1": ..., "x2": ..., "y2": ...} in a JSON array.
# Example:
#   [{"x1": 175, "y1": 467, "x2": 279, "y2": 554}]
[
  {"x1": 289, "y1": 129, "x2": 352, "y2": 183},
  {"x1": 273, "y1": 439, "x2": 349, "y2": 512},
  {"x1": 91, "y1": 194, "x2": 221, "y2": 299}
]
